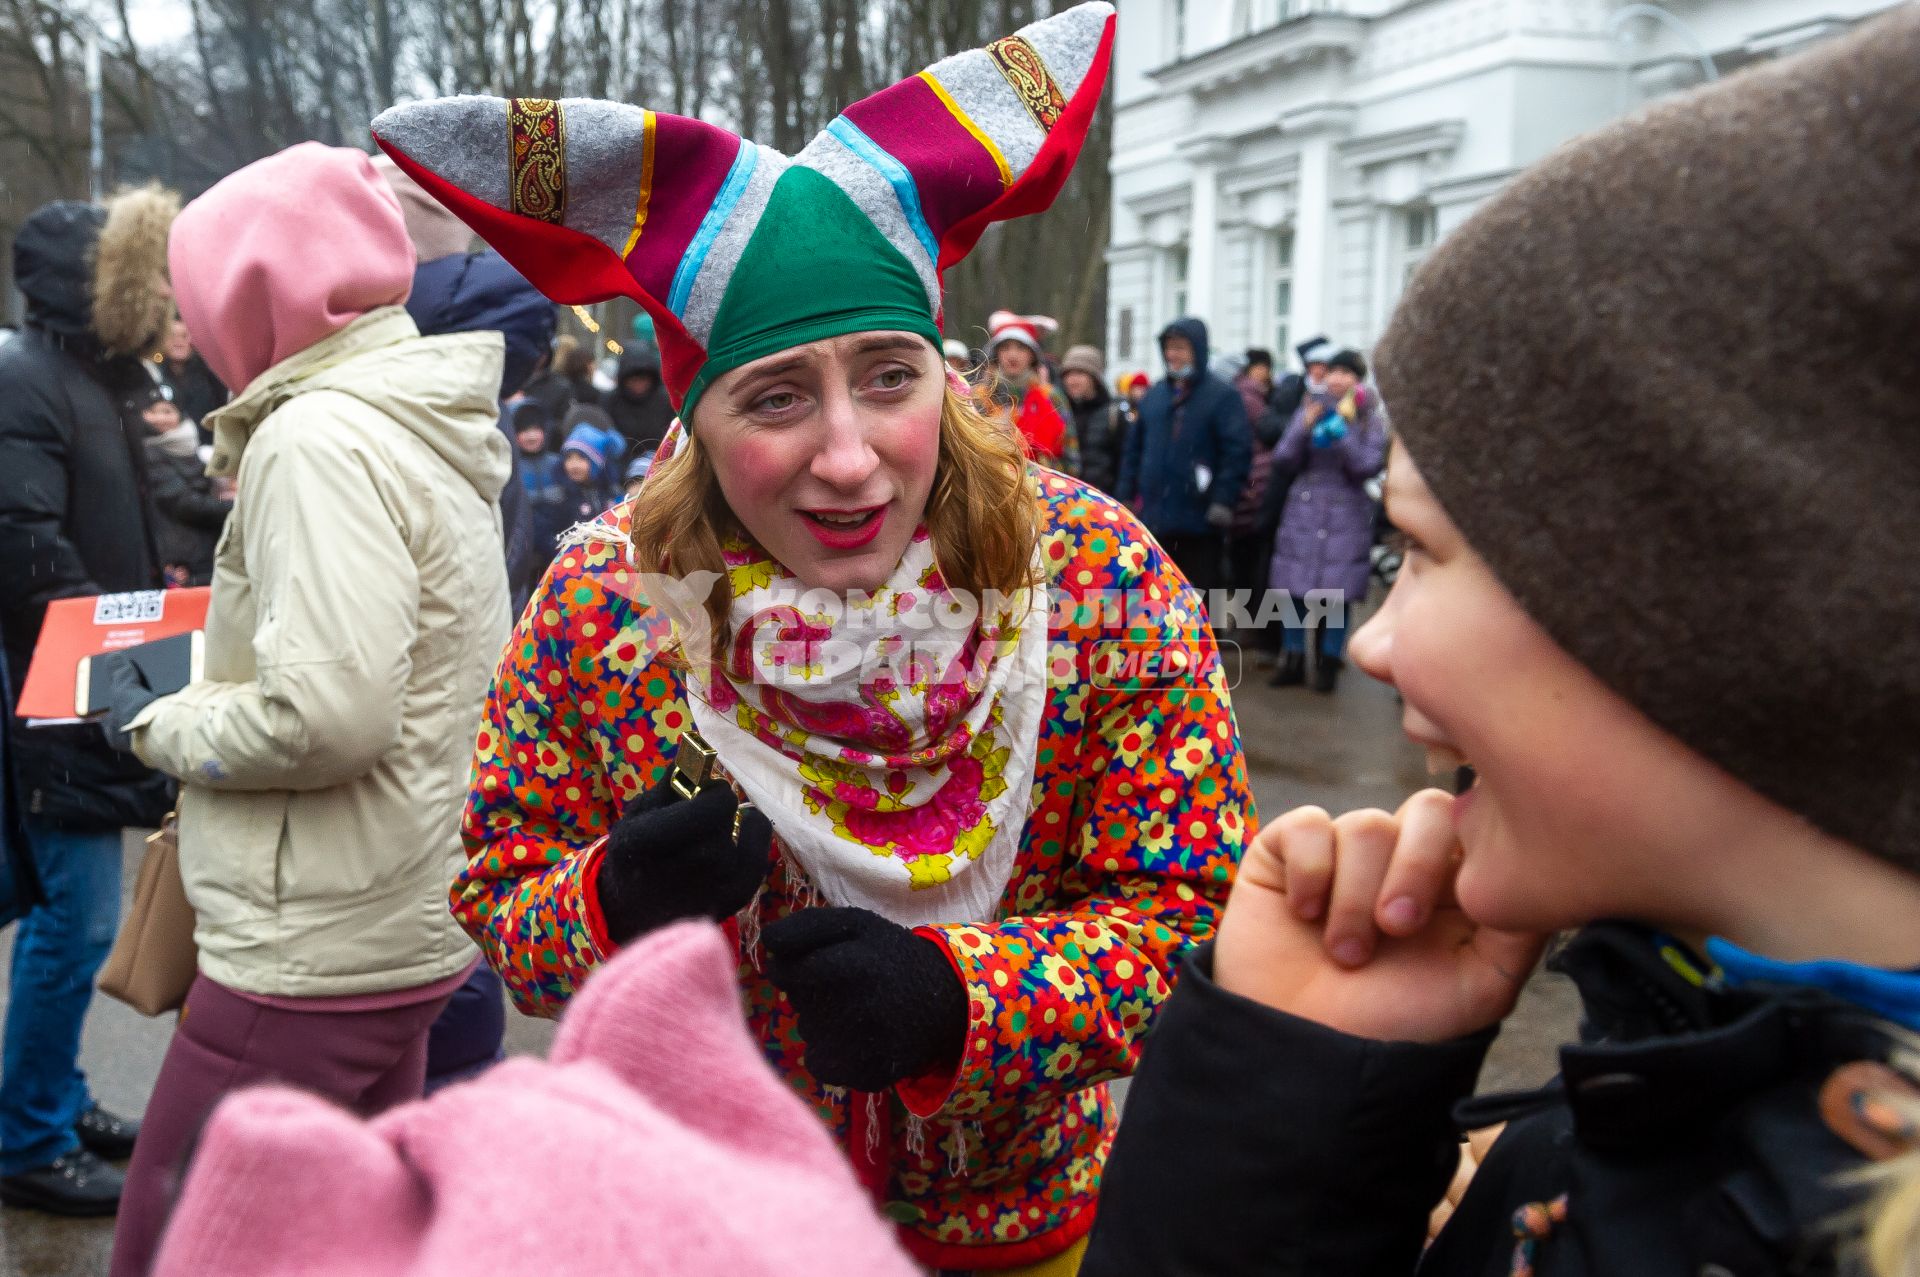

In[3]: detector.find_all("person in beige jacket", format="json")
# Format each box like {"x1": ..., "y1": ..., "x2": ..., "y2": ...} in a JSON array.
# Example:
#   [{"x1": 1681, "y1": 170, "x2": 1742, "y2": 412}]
[{"x1": 98, "y1": 143, "x2": 512, "y2": 1276}]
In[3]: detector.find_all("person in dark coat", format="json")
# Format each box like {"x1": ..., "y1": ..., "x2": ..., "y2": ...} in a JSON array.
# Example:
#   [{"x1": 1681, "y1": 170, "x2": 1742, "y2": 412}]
[
  {"x1": 0, "y1": 630, "x2": 42, "y2": 932},
  {"x1": 1085, "y1": 14, "x2": 1920, "y2": 1275},
  {"x1": 602, "y1": 342, "x2": 674, "y2": 458},
  {"x1": 136, "y1": 384, "x2": 231, "y2": 587},
  {"x1": 513, "y1": 400, "x2": 569, "y2": 583},
  {"x1": 518, "y1": 343, "x2": 576, "y2": 431},
  {"x1": 403, "y1": 244, "x2": 558, "y2": 624},
  {"x1": 1232, "y1": 347, "x2": 1275, "y2": 426},
  {"x1": 1059, "y1": 344, "x2": 1126, "y2": 497},
  {"x1": 1265, "y1": 348, "x2": 1387, "y2": 692},
  {"x1": 1225, "y1": 349, "x2": 1287, "y2": 651},
  {"x1": 0, "y1": 189, "x2": 178, "y2": 1216},
  {"x1": 1115, "y1": 317, "x2": 1251, "y2": 598},
  {"x1": 155, "y1": 319, "x2": 228, "y2": 443},
  {"x1": 558, "y1": 334, "x2": 601, "y2": 404}
]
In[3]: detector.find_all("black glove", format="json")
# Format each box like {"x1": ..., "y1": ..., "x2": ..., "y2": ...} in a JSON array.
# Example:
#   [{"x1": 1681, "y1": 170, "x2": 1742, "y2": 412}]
[
  {"x1": 593, "y1": 775, "x2": 774, "y2": 945},
  {"x1": 93, "y1": 649, "x2": 159, "y2": 752},
  {"x1": 762, "y1": 906, "x2": 969, "y2": 1092}
]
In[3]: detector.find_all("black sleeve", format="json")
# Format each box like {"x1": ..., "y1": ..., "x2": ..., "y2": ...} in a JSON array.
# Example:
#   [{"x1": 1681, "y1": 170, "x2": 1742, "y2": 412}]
[
  {"x1": 1082, "y1": 947, "x2": 1493, "y2": 1277},
  {"x1": 0, "y1": 369, "x2": 99, "y2": 632},
  {"x1": 1210, "y1": 389, "x2": 1252, "y2": 511},
  {"x1": 147, "y1": 457, "x2": 232, "y2": 529},
  {"x1": 1116, "y1": 397, "x2": 1146, "y2": 505}
]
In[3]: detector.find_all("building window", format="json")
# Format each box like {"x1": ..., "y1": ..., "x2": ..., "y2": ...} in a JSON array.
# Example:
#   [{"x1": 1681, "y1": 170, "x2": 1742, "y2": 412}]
[
  {"x1": 1270, "y1": 229, "x2": 1294, "y2": 355},
  {"x1": 1231, "y1": 0, "x2": 1253, "y2": 36},
  {"x1": 1118, "y1": 307, "x2": 1136, "y2": 361},
  {"x1": 1171, "y1": 0, "x2": 1189, "y2": 57},
  {"x1": 1170, "y1": 245, "x2": 1190, "y2": 321},
  {"x1": 1400, "y1": 203, "x2": 1437, "y2": 293}
]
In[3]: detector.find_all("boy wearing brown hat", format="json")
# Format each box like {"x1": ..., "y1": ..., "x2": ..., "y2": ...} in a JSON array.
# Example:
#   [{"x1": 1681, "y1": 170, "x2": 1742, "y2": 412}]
[{"x1": 1084, "y1": 8, "x2": 1920, "y2": 1275}]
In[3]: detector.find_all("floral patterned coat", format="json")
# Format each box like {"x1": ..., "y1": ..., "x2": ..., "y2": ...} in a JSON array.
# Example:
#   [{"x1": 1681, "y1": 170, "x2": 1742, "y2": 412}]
[{"x1": 456, "y1": 467, "x2": 1255, "y2": 1270}]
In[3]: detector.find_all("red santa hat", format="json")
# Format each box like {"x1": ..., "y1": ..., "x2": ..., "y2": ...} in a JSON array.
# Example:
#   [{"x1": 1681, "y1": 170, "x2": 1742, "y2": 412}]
[{"x1": 986, "y1": 309, "x2": 1058, "y2": 356}]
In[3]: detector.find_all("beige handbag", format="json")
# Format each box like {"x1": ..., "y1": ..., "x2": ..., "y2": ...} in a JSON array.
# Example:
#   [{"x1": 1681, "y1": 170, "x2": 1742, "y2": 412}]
[{"x1": 97, "y1": 815, "x2": 198, "y2": 1016}]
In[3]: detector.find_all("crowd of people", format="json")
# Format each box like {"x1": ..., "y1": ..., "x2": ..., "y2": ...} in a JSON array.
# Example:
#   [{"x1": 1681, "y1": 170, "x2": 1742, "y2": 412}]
[
  {"x1": 0, "y1": 2, "x2": 1916, "y2": 1275},
  {"x1": 947, "y1": 308, "x2": 1393, "y2": 694}
]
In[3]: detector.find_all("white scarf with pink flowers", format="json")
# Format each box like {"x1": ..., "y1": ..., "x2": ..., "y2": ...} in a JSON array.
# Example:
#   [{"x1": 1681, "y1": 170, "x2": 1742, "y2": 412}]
[{"x1": 686, "y1": 526, "x2": 1047, "y2": 928}]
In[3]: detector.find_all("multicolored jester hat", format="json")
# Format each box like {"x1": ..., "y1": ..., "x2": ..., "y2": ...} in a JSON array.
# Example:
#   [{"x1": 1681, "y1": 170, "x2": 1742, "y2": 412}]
[{"x1": 372, "y1": 2, "x2": 1115, "y2": 425}]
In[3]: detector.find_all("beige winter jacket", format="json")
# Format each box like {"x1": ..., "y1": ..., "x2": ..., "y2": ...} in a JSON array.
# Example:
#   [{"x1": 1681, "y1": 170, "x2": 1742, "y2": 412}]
[{"x1": 130, "y1": 307, "x2": 512, "y2": 998}]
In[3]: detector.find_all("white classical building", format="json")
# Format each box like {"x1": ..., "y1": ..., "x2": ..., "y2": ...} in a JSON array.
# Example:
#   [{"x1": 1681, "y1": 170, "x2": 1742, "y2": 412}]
[{"x1": 1105, "y1": 0, "x2": 1902, "y2": 377}]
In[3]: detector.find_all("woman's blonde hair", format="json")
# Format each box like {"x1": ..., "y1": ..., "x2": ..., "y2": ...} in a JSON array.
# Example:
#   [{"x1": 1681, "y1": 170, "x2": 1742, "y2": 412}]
[{"x1": 628, "y1": 382, "x2": 1042, "y2": 671}]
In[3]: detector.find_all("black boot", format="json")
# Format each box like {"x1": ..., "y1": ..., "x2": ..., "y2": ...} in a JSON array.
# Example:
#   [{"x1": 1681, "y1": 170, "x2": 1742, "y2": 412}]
[
  {"x1": 75, "y1": 1104, "x2": 140, "y2": 1160},
  {"x1": 1312, "y1": 654, "x2": 1343, "y2": 694},
  {"x1": 1268, "y1": 650, "x2": 1305, "y2": 687},
  {"x1": 0, "y1": 1148, "x2": 124, "y2": 1217}
]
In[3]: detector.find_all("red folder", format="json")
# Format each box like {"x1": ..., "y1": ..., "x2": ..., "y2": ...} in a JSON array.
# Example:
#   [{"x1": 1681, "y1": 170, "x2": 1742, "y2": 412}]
[{"x1": 15, "y1": 589, "x2": 210, "y2": 722}]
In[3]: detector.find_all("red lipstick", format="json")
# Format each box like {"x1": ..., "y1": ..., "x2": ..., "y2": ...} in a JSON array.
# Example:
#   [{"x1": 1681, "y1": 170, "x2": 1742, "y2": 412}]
[{"x1": 800, "y1": 505, "x2": 887, "y2": 550}]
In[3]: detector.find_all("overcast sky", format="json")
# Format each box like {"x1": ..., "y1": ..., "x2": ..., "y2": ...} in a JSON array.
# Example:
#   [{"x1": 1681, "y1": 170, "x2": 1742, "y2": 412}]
[{"x1": 122, "y1": 0, "x2": 193, "y2": 51}]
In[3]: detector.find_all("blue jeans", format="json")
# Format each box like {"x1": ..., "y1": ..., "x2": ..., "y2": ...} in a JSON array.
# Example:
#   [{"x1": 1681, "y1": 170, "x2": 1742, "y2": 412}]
[
  {"x1": 0, "y1": 820, "x2": 122, "y2": 1174},
  {"x1": 1280, "y1": 605, "x2": 1350, "y2": 660}
]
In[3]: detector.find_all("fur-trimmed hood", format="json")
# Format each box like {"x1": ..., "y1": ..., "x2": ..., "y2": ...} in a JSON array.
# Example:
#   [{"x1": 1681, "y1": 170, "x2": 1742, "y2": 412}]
[
  {"x1": 12, "y1": 183, "x2": 178, "y2": 356},
  {"x1": 92, "y1": 184, "x2": 180, "y2": 356}
]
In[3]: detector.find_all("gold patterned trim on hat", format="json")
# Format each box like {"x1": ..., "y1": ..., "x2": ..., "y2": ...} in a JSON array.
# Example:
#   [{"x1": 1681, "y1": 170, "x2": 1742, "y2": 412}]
[
  {"x1": 918, "y1": 72, "x2": 1012, "y2": 190},
  {"x1": 986, "y1": 35, "x2": 1065, "y2": 133},
  {"x1": 507, "y1": 97, "x2": 566, "y2": 224},
  {"x1": 622, "y1": 109, "x2": 658, "y2": 256}
]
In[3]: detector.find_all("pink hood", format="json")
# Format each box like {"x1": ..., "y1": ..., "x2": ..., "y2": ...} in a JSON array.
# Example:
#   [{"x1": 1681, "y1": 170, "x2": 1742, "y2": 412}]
[{"x1": 169, "y1": 142, "x2": 415, "y2": 394}]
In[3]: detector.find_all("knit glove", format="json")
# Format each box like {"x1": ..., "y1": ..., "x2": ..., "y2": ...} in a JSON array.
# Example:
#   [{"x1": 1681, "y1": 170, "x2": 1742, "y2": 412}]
[
  {"x1": 92, "y1": 649, "x2": 159, "y2": 753},
  {"x1": 762, "y1": 906, "x2": 969, "y2": 1092},
  {"x1": 1310, "y1": 414, "x2": 1349, "y2": 448},
  {"x1": 593, "y1": 775, "x2": 774, "y2": 945},
  {"x1": 1205, "y1": 501, "x2": 1234, "y2": 530}
]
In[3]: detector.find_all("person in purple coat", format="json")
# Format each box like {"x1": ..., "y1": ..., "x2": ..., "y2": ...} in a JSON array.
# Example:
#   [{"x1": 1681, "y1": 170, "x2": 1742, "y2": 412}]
[{"x1": 1265, "y1": 348, "x2": 1388, "y2": 692}]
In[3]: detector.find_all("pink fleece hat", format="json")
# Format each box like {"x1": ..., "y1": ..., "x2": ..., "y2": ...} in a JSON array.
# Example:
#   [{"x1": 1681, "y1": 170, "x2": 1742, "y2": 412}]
[
  {"x1": 150, "y1": 923, "x2": 918, "y2": 1277},
  {"x1": 168, "y1": 141, "x2": 415, "y2": 393}
]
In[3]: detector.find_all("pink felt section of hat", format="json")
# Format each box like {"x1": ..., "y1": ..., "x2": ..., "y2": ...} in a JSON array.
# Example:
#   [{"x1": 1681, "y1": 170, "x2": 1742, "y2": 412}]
[
  {"x1": 169, "y1": 142, "x2": 415, "y2": 392},
  {"x1": 623, "y1": 113, "x2": 745, "y2": 307},
  {"x1": 149, "y1": 923, "x2": 919, "y2": 1277},
  {"x1": 842, "y1": 75, "x2": 1006, "y2": 248}
]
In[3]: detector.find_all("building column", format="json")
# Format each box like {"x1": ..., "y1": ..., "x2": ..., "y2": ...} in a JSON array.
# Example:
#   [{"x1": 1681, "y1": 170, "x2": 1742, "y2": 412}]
[
  {"x1": 1180, "y1": 137, "x2": 1232, "y2": 325},
  {"x1": 1289, "y1": 133, "x2": 1333, "y2": 346}
]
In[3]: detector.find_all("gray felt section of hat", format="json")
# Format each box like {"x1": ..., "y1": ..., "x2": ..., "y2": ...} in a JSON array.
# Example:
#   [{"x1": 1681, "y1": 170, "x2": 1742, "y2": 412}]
[
  {"x1": 371, "y1": 97, "x2": 510, "y2": 212},
  {"x1": 1373, "y1": 4, "x2": 1920, "y2": 869},
  {"x1": 795, "y1": 131, "x2": 941, "y2": 312},
  {"x1": 1020, "y1": 2, "x2": 1109, "y2": 100},
  {"x1": 924, "y1": 47, "x2": 1044, "y2": 175},
  {"x1": 678, "y1": 145, "x2": 790, "y2": 347},
  {"x1": 561, "y1": 98, "x2": 655, "y2": 255}
]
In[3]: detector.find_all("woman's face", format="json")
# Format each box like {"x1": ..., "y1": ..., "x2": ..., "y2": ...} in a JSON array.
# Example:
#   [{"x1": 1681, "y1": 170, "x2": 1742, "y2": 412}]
[
  {"x1": 695, "y1": 330, "x2": 942, "y2": 594},
  {"x1": 993, "y1": 342, "x2": 1035, "y2": 378},
  {"x1": 1348, "y1": 441, "x2": 1780, "y2": 937},
  {"x1": 1062, "y1": 370, "x2": 1099, "y2": 402},
  {"x1": 1323, "y1": 367, "x2": 1359, "y2": 399}
]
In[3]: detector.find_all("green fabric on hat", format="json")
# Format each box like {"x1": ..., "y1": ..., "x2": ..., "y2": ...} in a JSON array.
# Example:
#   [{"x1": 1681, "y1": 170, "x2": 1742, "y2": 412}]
[{"x1": 680, "y1": 166, "x2": 942, "y2": 427}]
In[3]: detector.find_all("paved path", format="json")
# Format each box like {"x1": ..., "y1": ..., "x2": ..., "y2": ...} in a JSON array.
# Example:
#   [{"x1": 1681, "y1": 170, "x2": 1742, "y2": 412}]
[{"x1": 0, "y1": 638, "x2": 1576, "y2": 1274}]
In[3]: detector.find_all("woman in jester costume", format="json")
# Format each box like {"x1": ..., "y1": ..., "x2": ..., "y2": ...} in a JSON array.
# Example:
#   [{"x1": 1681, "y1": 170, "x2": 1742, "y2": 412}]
[{"x1": 372, "y1": 5, "x2": 1253, "y2": 1272}]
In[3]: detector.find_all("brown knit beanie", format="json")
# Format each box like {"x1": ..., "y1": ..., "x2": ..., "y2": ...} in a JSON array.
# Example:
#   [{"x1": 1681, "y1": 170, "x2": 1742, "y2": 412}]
[
  {"x1": 1375, "y1": 6, "x2": 1920, "y2": 871},
  {"x1": 1061, "y1": 344, "x2": 1105, "y2": 379}
]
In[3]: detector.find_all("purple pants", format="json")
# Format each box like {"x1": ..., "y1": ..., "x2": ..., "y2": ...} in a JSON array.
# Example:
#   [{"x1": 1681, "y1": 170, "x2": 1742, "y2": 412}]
[{"x1": 110, "y1": 974, "x2": 451, "y2": 1277}]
